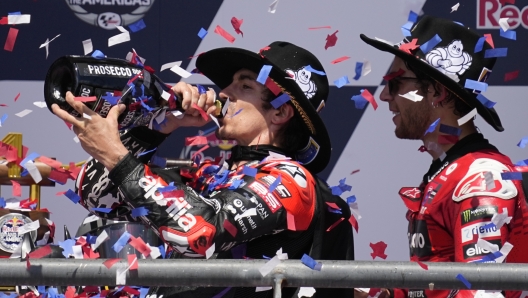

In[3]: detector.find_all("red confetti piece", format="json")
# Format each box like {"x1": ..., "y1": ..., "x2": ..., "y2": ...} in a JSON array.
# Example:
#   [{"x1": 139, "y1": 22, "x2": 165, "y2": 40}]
[
  {"x1": 180, "y1": 168, "x2": 194, "y2": 179},
  {"x1": 49, "y1": 168, "x2": 70, "y2": 184},
  {"x1": 103, "y1": 258, "x2": 120, "y2": 269},
  {"x1": 14, "y1": 93, "x2": 20, "y2": 102},
  {"x1": 265, "y1": 77, "x2": 282, "y2": 96},
  {"x1": 0, "y1": 104, "x2": 7, "y2": 107},
  {"x1": 127, "y1": 72, "x2": 142, "y2": 85},
  {"x1": 399, "y1": 38, "x2": 419, "y2": 54},
  {"x1": 326, "y1": 217, "x2": 345, "y2": 232},
  {"x1": 122, "y1": 286, "x2": 140, "y2": 296},
  {"x1": 68, "y1": 162, "x2": 81, "y2": 180},
  {"x1": 26, "y1": 253, "x2": 31, "y2": 269},
  {"x1": 4, "y1": 27, "x2": 18, "y2": 52},
  {"x1": 383, "y1": 68, "x2": 405, "y2": 81},
  {"x1": 82, "y1": 245, "x2": 100, "y2": 259},
  {"x1": 20, "y1": 292, "x2": 37, "y2": 298},
  {"x1": 417, "y1": 260, "x2": 429, "y2": 270},
  {"x1": 369, "y1": 288, "x2": 382, "y2": 297},
  {"x1": 74, "y1": 96, "x2": 97, "y2": 102},
  {"x1": 76, "y1": 236, "x2": 87, "y2": 246},
  {"x1": 349, "y1": 215, "x2": 359, "y2": 233},
  {"x1": 56, "y1": 191, "x2": 67, "y2": 196},
  {"x1": 259, "y1": 46, "x2": 271, "y2": 57},
  {"x1": 82, "y1": 286, "x2": 100, "y2": 294},
  {"x1": 188, "y1": 52, "x2": 205, "y2": 59},
  {"x1": 214, "y1": 25, "x2": 235, "y2": 43},
  {"x1": 370, "y1": 241, "x2": 388, "y2": 259},
  {"x1": 128, "y1": 254, "x2": 139, "y2": 270},
  {"x1": 231, "y1": 17, "x2": 244, "y2": 36},
  {"x1": 325, "y1": 202, "x2": 340, "y2": 210},
  {"x1": 324, "y1": 30, "x2": 339, "y2": 50},
  {"x1": 438, "y1": 135, "x2": 459, "y2": 144},
  {"x1": 6, "y1": 146, "x2": 18, "y2": 162},
  {"x1": 129, "y1": 236, "x2": 151, "y2": 257},
  {"x1": 309, "y1": 26, "x2": 331, "y2": 30},
  {"x1": 38, "y1": 156, "x2": 63, "y2": 169},
  {"x1": 191, "y1": 103, "x2": 209, "y2": 121},
  {"x1": 350, "y1": 169, "x2": 360, "y2": 175},
  {"x1": 191, "y1": 144, "x2": 210, "y2": 160},
  {"x1": 223, "y1": 219, "x2": 238, "y2": 237},
  {"x1": 65, "y1": 287, "x2": 76, "y2": 298},
  {"x1": 287, "y1": 212, "x2": 296, "y2": 231},
  {"x1": 361, "y1": 89, "x2": 378, "y2": 110},
  {"x1": 504, "y1": 70, "x2": 519, "y2": 82},
  {"x1": 64, "y1": 120, "x2": 73, "y2": 130},
  {"x1": 418, "y1": 145, "x2": 427, "y2": 152},
  {"x1": 28, "y1": 245, "x2": 52, "y2": 258},
  {"x1": 484, "y1": 34, "x2": 495, "y2": 49},
  {"x1": 144, "y1": 65, "x2": 155, "y2": 74},
  {"x1": 11, "y1": 180, "x2": 21, "y2": 197},
  {"x1": 331, "y1": 56, "x2": 351, "y2": 64},
  {"x1": 185, "y1": 135, "x2": 208, "y2": 147}
]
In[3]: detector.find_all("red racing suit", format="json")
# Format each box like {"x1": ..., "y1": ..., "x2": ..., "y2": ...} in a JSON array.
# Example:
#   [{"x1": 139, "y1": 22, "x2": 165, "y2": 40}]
[{"x1": 393, "y1": 134, "x2": 528, "y2": 298}]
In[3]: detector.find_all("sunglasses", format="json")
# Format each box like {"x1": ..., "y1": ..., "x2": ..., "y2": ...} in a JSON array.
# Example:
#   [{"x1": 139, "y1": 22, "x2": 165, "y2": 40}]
[{"x1": 387, "y1": 77, "x2": 419, "y2": 95}]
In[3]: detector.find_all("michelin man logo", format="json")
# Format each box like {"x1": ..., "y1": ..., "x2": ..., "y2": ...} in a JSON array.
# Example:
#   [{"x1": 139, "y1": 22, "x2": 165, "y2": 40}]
[
  {"x1": 425, "y1": 40, "x2": 472, "y2": 77},
  {"x1": 285, "y1": 67, "x2": 317, "y2": 99}
]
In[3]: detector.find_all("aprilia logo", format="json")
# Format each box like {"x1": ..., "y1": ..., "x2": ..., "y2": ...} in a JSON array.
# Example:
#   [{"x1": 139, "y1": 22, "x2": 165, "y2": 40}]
[{"x1": 477, "y1": 0, "x2": 528, "y2": 29}]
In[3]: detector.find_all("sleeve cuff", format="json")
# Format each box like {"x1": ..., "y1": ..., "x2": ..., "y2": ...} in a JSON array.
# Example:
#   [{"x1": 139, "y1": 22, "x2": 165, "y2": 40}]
[{"x1": 109, "y1": 152, "x2": 143, "y2": 186}]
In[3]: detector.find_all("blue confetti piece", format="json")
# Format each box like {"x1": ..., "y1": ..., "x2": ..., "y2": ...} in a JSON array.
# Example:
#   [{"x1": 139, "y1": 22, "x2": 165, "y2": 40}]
[
  {"x1": 132, "y1": 207, "x2": 149, "y2": 218},
  {"x1": 334, "y1": 75, "x2": 350, "y2": 88},
  {"x1": 197, "y1": 84, "x2": 207, "y2": 95},
  {"x1": 515, "y1": 159, "x2": 528, "y2": 166},
  {"x1": 58, "y1": 239, "x2": 75, "y2": 258},
  {"x1": 0, "y1": 114, "x2": 8, "y2": 126},
  {"x1": 501, "y1": 172, "x2": 523, "y2": 180},
  {"x1": 500, "y1": 28, "x2": 516, "y2": 40},
  {"x1": 485, "y1": 48, "x2": 508, "y2": 58},
  {"x1": 408, "y1": 11, "x2": 418, "y2": 23},
  {"x1": 474, "y1": 37, "x2": 486, "y2": 53},
  {"x1": 138, "y1": 147, "x2": 157, "y2": 157},
  {"x1": 420, "y1": 34, "x2": 442, "y2": 54},
  {"x1": 38, "y1": 286, "x2": 46, "y2": 294},
  {"x1": 262, "y1": 255, "x2": 271, "y2": 260},
  {"x1": 158, "y1": 182, "x2": 176, "y2": 192},
  {"x1": 128, "y1": 19, "x2": 146, "y2": 33},
  {"x1": 90, "y1": 207, "x2": 112, "y2": 213},
  {"x1": 242, "y1": 166, "x2": 257, "y2": 177},
  {"x1": 139, "y1": 288, "x2": 150, "y2": 298},
  {"x1": 112, "y1": 231, "x2": 131, "y2": 253},
  {"x1": 464, "y1": 79, "x2": 488, "y2": 92},
  {"x1": 159, "y1": 244, "x2": 166, "y2": 258},
  {"x1": 303, "y1": 65, "x2": 326, "y2": 76},
  {"x1": 140, "y1": 100, "x2": 155, "y2": 112},
  {"x1": 85, "y1": 233, "x2": 97, "y2": 244},
  {"x1": 439, "y1": 124, "x2": 461, "y2": 136},
  {"x1": 301, "y1": 254, "x2": 321, "y2": 271},
  {"x1": 102, "y1": 92, "x2": 120, "y2": 105},
  {"x1": 65, "y1": 189, "x2": 80, "y2": 204},
  {"x1": 47, "y1": 288, "x2": 59, "y2": 298},
  {"x1": 401, "y1": 21, "x2": 413, "y2": 37},
  {"x1": 351, "y1": 92, "x2": 368, "y2": 109},
  {"x1": 228, "y1": 108, "x2": 243, "y2": 118},
  {"x1": 0, "y1": 197, "x2": 5, "y2": 208},
  {"x1": 228, "y1": 178, "x2": 244, "y2": 190},
  {"x1": 338, "y1": 178, "x2": 352, "y2": 192},
  {"x1": 476, "y1": 93, "x2": 496, "y2": 108},
  {"x1": 327, "y1": 206, "x2": 342, "y2": 214},
  {"x1": 203, "y1": 165, "x2": 220, "y2": 175},
  {"x1": 21, "y1": 169, "x2": 28, "y2": 177},
  {"x1": 346, "y1": 195, "x2": 357, "y2": 204},
  {"x1": 91, "y1": 50, "x2": 105, "y2": 59},
  {"x1": 424, "y1": 118, "x2": 441, "y2": 135},
  {"x1": 201, "y1": 125, "x2": 218, "y2": 136},
  {"x1": 517, "y1": 137, "x2": 528, "y2": 148},
  {"x1": 198, "y1": 28, "x2": 208, "y2": 39},
  {"x1": 331, "y1": 186, "x2": 343, "y2": 196},
  {"x1": 354, "y1": 62, "x2": 364, "y2": 80},
  {"x1": 268, "y1": 175, "x2": 282, "y2": 192},
  {"x1": 456, "y1": 273, "x2": 472, "y2": 289},
  {"x1": 8, "y1": 11, "x2": 22, "y2": 15},
  {"x1": 271, "y1": 93, "x2": 291, "y2": 109},
  {"x1": 256, "y1": 65, "x2": 273, "y2": 84},
  {"x1": 453, "y1": 21, "x2": 464, "y2": 26},
  {"x1": 212, "y1": 287, "x2": 232, "y2": 298},
  {"x1": 215, "y1": 169, "x2": 230, "y2": 185},
  {"x1": 475, "y1": 251, "x2": 503, "y2": 263},
  {"x1": 20, "y1": 152, "x2": 40, "y2": 167}
]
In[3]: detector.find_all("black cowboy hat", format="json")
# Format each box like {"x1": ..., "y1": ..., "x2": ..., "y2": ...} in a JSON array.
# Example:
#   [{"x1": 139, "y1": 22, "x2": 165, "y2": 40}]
[
  {"x1": 196, "y1": 41, "x2": 331, "y2": 173},
  {"x1": 360, "y1": 15, "x2": 504, "y2": 131}
]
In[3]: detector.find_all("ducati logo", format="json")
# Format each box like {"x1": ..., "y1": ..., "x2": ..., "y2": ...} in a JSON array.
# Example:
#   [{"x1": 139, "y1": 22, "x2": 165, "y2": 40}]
[{"x1": 65, "y1": 0, "x2": 156, "y2": 30}]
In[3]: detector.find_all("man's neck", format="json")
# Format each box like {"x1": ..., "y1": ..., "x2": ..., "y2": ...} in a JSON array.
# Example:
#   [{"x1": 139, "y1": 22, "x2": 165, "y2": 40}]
[{"x1": 422, "y1": 121, "x2": 478, "y2": 160}]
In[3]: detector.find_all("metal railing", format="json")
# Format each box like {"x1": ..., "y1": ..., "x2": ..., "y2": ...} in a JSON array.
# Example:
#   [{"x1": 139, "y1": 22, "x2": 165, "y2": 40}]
[{"x1": 2, "y1": 259, "x2": 528, "y2": 297}]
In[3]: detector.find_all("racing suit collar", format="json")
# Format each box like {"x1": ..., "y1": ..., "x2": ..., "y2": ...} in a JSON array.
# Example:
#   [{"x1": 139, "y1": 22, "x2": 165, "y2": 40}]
[
  {"x1": 228, "y1": 145, "x2": 293, "y2": 166},
  {"x1": 422, "y1": 133, "x2": 497, "y2": 185}
]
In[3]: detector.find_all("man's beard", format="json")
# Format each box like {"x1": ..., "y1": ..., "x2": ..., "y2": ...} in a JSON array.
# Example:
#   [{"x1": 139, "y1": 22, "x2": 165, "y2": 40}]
[{"x1": 394, "y1": 102, "x2": 433, "y2": 140}]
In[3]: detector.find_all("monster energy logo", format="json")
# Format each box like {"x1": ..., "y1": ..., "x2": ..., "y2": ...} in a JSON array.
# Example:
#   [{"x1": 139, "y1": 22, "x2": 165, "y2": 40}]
[{"x1": 460, "y1": 206, "x2": 498, "y2": 225}]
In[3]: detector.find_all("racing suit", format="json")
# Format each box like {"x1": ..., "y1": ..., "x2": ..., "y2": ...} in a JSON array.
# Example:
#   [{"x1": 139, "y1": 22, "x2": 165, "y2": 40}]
[
  {"x1": 393, "y1": 133, "x2": 528, "y2": 298},
  {"x1": 75, "y1": 126, "x2": 354, "y2": 298}
]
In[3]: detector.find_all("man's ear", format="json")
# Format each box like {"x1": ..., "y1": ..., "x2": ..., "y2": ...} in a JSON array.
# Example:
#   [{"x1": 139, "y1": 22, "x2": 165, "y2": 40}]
[
  {"x1": 432, "y1": 82, "x2": 448, "y2": 106},
  {"x1": 271, "y1": 103, "x2": 295, "y2": 125}
]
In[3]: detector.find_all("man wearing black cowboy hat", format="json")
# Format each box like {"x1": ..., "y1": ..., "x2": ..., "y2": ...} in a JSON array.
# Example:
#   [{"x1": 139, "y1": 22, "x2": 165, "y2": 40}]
[
  {"x1": 356, "y1": 15, "x2": 528, "y2": 298},
  {"x1": 52, "y1": 41, "x2": 354, "y2": 297}
]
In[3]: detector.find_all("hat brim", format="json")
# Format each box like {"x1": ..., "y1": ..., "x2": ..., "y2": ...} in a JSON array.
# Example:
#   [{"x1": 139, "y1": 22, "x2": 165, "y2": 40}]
[
  {"x1": 196, "y1": 47, "x2": 332, "y2": 173},
  {"x1": 360, "y1": 34, "x2": 504, "y2": 132}
]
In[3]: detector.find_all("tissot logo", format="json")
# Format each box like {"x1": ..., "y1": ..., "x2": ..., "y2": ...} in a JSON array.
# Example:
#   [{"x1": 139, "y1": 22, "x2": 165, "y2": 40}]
[
  {"x1": 65, "y1": 0, "x2": 155, "y2": 30},
  {"x1": 477, "y1": 0, "x2": 528, "y2": 29}
]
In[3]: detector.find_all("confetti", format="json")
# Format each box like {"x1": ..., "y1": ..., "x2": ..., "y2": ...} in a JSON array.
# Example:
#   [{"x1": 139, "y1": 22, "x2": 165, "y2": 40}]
[
  {"x1": 438, "y1": 135, "x2": 459, "y2": 144},
  {"x1": 349, "y1": 215, "x2": 359, "y2": 233},
  {"x1": 223, "y1": 219, "x2": 238, "y2": 237},
  {"x1": 14, "y1": 93, "x2": 20, "y2": 102},
  {"x1": 4, "y1": 27, "x2": 18, "y2": 52},
  {"x1": 485, "y1": 48, "x2": 508, "y2": 58},
  {"x1": 268, "y1": 175, "x2": 282, "y2": 192},
  {"x1": 456, "y1": 274, "x2": 471, "y2": 289},
  {"x1": 185, "y1": 136, "x2": 208, "y2": 146},
  {"x1": 518, "y1": 137, "x2": 528, "y2": 148},
  {"x1": 491, "y1": 207, "x2": 513, "y2": 228},
  {"x1": 131, "y1": 207, "x2": 149, "y2": 218},
  {"x1": 128, "y1": 254, "x2": 138, "y2": 270},
  {"x1": 24, "y1": 161, "x2": 42, "y2": 184},
  {"x1": 353, "y1": 62, "x2": 363, "y2": 80},
  {"x1": 103, "y1": 258, "x2": 120, "y2": 269},
  {"x1": 504, "y1": 70, "x2": 519, "y2": 82},
  {"x1": 362, "y1": 60, "x2": 372, "y2": 77},
  {"x1": 399, "y1": 90, "x2": 423, "y2": 102},
  {"x1": 399, "y1": 38, "x2": 419, "y2": 54},
  {"x1": 325, "y1": 30, "x2": 339, "y2": 50},
  {"x1": 265, "y1": 77, "x2": 281, "y2": 96},
  {"x1": 108, "y1": 26, "x2": 130, "y2": 47},
  {"x1": 383, "y1": 69, "x2": 405, "y2": 81},
  {"x1": 401, "y1": 21, "x2": 413, "y2": 37},
  {"x1": 113, "y1": 231, "x2": 132, "y2": 253},
  {"x1": 231, "y1": 17, "x2": 243, "y2": 36},
  {"x1": 93, "y1": 230, "x2": 109, "y2": 250},
  {"x1": 197, "y1": 28, "x2": 208, "y2": 39},
  {"x1": 257, "y1": 65, "x2": 273, "y2": 84},
  {"x1": 64, "y1": 189, "x2": 80, "y2": 204},
  {"x1": 301, "y1": 254, "x2": 322, "y2": 271},
  {"x1": 205, "y1": 243, "x2": 215, "y2": 259},
  {"x1": 39, "y1": 34, "x2": 61, "y2": 59},
  {"x1": 242, "y1": 166, "x2": 257, "y2": 177},
  {"x1": 287, "y1": 212, "x2": 296, "y2": 231},
  {"x1": 484, "y1": 34, "x2": 495, "y2": 48},
  {"x1": 1, "y1": 14, "x2": 31, "y2": 25},
  {"x1": 170, "y1": 64, "x2": 192, "y2": 78},
  {"x1": 451, "y1": 3, "x2": 460, "y2": 12},
  {"x1": 474, "y1": 37, "x2": 486, "y2": 53},
  {"x1": 303, "y1": 65, "x2": 326, "y2": 76},
  {"x1": 11, "y1": 180, "x2": 21, "y2": 197},
  {"x1": 360, "y1": 89, "x2": 377, "y2": 110},
  {"x1": 420, "y1": 34, "x2": 442, "y2": 54},
  {"x1": 476, "y1": 93, "x2": 496, "y2": 108},
  {"x1": 424, "y1": 118, "x2": 440, "y2": 135},
  {"x1": 439, "y1": 124, "x2": 461, "y2": 136},
  {"x1": 28, "y1": 245, "x2": 52, "y2": 259},
  {"x1": 498, "y1": 18, "x2": 510, "y2": 32},
  {"x1": 268, "y1": 0, "x2": 279, "y2": 13},
  {"x1": 408, "y1": 11, "x2": 418, "y2": 23},
  {"x1": 457, "y1": 108, "x2": 477, "y2": 126},
  {"x1": 298, "y1": 287, "x2": 316, "y2": 297},
  {"x1": 334, "y1": 75, "x2": 350, "y2": 88},
  {"x1": 214, "y1": 25, "x2": 235, "y2": 43},
  {"x1": 331, "y1": 56, "x2": 350, "y2": 64},
  {"x1": 370, "y1": 241, "x2": 388, "y2": 259},
  {"x1": 484, "y1": 171, "x2": 496, "y2": 190},
  {"x1": 128, "y1": 19, "x2": 146, "y2": 33},
  {"x1": 74, "y1": 96, "x2": 97, "y2": 102},
  {"x1": 82, "y1": 39, "x2": 93, "y2": 55},
  {"x1": 33, "y1": 102, "x2": 46, "y2": 108},
  {"x1": 500, "y1": 28, "x2": 516, "y2": 40},
  {"x1": 17, "y1": 219, "x2": 39, "y2": 235},
  {"x1": 270, "y1": 93, "x2": 290, "y2": 109},
  {"x1": 259, "y1": 255, "x2": 280, "y2": 276},
  {"x1": 15, "y1": 109, "x2": 33, "y2": 117},
  {"x1": 326, "y1": 217, "x2": 345, "y2": 232},
  {"x1": 160, "y1": 61, "x2": 182, "y2": 72}
]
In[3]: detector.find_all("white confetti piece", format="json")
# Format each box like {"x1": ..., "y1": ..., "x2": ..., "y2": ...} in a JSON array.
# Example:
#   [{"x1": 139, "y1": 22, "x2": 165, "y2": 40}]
[
  {"x1": 222, "y1": 98, "x2": 230, "y2": 116},
  {"x1": 126, "y1": 49, "x2": 146, "y2": 63},
  {"x1": 399, "y1": 90, "x2": 423, "y2": 102},
  {"x1": 82, "y1": 214, "x2": 99, "y2": 224},
  {"x1": 484, "y1": 171, "x2": 495, "y2": 190},
  {"x1": 161, "y1": 90, "x2": 171, "y2": 101},
  {"x1": 491, "y1": 207, "x2": 512, "y2": 229},
  {"x1": 348, "y1": 202, "x2": 362, "y2": 220},
  {"x1": 477, "y1": 238, "x2": 499, "y2": 253},
  {"x1": 33, "y1": 101, "x2": 47, "y2": 108},
  {"x1": 499, "y1": 18, "x2": 510, "y2": 32},
  {"x1": 72, "y1": 245, "x2": 84, "y2": 259},
  {"x1": 39, "y1": 34, "x2": 61, "y2": 59},
  {"x1": 451, "y1": 3, "x2": 460, "y2": 13},
  {"x1": 82, "y1": 39, "x2": 93, "y2": 55},
  {"x1": 15, "y1": 109, "x2": 32, "y2": 117},
  {"x1": 108, "y1": 26, "x2": 130, "y2": 47},
  {"x1": 205, "y1": 243, "x2": 215, "y2": 259},
  {"x1": 73, "y1": 136, "x2": 80, "y2": 143},
  {"x1": 298, "y1": 287, "x2": 316, "y2": 297},
  {"x1": 457, "y1": 108, "x2": 477, "y2": 126},
  {"x1": 362, "y1": 60, "x2": 372, "y2": 77},
  {"x1": 116, "y1": 267, "x2": 127, "y2": 285},
  {"x1": 171, "y1": 110, "x2": 184, "y2": 119},
  {"x1": 268, "y1": 0, "x2": 279, "y2": 13},
  {"x1": 169, "y1": 64, "x2": 192, "y2": 78},
  {"x1": 36, "y1": 231, "x2": 50, "y2": 246},
  {"x1": 24, "y1": 161, "x2": 42, "y2": 184},
  {"x1": 146, "y1": 243, "x2": 161, "y2": 259},
  {"x1": 92, "y1": 230, "x2": 109, "y2": 251},
  {"x1": 8, "y1": 15, "x2": 31, "y2": 25},
  {"x1": 161, "y1": 61, "x2": 182, "y2": 72},
  {"x1": 16, "y1": 219, "x2": 40, "y2": 235},
  {"x1": 83, "y1": 113, "x2": 92, "y2": 120},
  {"x1": 259, "y1": 255, "x2": 280, "y2": 277},
  {"x1": 495, "y1": 242, "x2": 513, "y2": 263},
  {"x1": 209, "y1": 114, "x2": 220, "y2": 127},
  {"x1": 256, "y1": 287, "x2": 272, "y2": 292}
]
